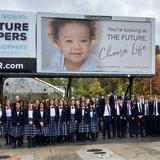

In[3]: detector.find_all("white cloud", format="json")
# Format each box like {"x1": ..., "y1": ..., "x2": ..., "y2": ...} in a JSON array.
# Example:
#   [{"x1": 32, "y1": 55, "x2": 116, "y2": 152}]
[{"x1": 0, "y1": 0, "x2": 159, "y2": 44}]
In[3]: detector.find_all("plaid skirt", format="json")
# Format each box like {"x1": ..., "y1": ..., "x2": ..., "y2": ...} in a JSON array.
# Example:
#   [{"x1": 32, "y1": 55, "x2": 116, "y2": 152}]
[
  {"x1": 4, "y1": 117, "x2": 12, "y2": 135},
  {"x1": 11, "y1": 125, "x2": 24, "y2": 137},
  {"x1": 68, "y1": 115, "x2": 77, "y2": 133},
  {"x1": 0, "y1": 124, "x2": 4, "y2": 135},
  {"x1": 57, "y1": 117, "x2": 67, "y2": 136},
  {"x1": 89, "y1": 118, "x2": 99, "y2": 133},
  {"x1": 78, "y1": 117, "x2": 89, "y2": 133},
  {"x1": 24, "y1": 124, "x2": 38, "y2": 137},
  {"x1": 48, "y1": 117, "x2": 57, "y2": 136},
  {"x1": 38, "y1": 126, "x2": 49, "y2": 136}
]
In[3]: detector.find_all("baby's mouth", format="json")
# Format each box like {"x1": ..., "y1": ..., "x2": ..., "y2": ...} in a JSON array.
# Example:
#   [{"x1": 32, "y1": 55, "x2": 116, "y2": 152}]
[{"x1": 70, "y1": 52, "x2": 83, "y2": 56}]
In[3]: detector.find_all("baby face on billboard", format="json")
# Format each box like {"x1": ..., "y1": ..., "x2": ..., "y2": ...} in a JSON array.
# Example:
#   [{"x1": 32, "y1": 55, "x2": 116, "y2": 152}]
[{"x1": 55, "y1": 22, "x2": 91, "y2": 71}]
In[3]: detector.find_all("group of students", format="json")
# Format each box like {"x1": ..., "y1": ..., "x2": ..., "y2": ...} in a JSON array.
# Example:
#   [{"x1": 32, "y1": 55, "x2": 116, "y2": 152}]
[
  {"x1": 0, "y1": 93, "x2": 160, "y2": 148},
  {"x1": 0, "y1": 97, "x2": 99, "y2": 148}
]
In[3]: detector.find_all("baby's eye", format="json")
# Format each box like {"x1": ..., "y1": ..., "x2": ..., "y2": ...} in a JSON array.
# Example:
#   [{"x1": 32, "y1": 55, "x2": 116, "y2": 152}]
[
  {"x1": 65, "y1": 39, "x2": 72, "y2": 43},
  {"x1": 81, "y1": 39, "x2": 88, "y2": 43}
]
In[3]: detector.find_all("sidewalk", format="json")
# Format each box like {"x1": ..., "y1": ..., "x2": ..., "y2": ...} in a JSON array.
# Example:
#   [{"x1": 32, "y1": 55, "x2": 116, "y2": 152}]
[{"x1": 0, "y1": 137, "x2": 160, "y2": 160}]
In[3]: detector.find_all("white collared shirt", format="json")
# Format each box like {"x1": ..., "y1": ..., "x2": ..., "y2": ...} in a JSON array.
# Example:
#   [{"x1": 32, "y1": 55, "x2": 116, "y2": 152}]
[
  {"x1": 71, "y1": 106, "x2": 75, "y2": 115},
  {"x1": 0, "y1": 110, "x2": 2, "y2": 118},
  {"x1": 50, "y1": 107, "x2": 56, "y2": 117},
  {"x1": 17, "y1": 111, "x2": 20, "y2": 116},
  {"x1": 90, "y1": 111, "x2": 93, "y2": 118},
  {"x1": 28, "y1": 110, "x2": 33, "y2": 118},
  {"x1": 137, "y1": 103, "x2": 142, "y2": 113},
  {"x1": 155, "y1": 102, "x2": 159, "y2": 116},
  {"x1": 103, "y1": 104, "x2": 111, "y2": 116},
  {"x1": 116, "y1": 105, "x2": 120, "y2": 116},
  {"x1": 40, "y1": 111, "x2": 44, "y2": 118},
  {"x1": 82, "y1": 110, "x2": 85, "y2": 116},
  {"x1": 127, "y1": 104, "x2": 131, "y2": 116},
  {"x1": 6, "y1": 108, "x2": 12, "y2": 117},
  {"x1": 59, "y1": 108, "x2": 63, "y2": 117},
  {"x1": 144, "y1": 104, "x2": 149, "y2": 116}
]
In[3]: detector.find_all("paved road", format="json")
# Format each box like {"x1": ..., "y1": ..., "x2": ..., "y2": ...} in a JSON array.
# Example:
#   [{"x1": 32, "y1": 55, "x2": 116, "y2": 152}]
[{"x1": 0, "y1": 137, "x2": 160, "y2": 160}]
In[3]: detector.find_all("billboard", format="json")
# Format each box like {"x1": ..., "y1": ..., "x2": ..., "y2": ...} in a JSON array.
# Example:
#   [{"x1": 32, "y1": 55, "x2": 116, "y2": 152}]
[
  {"x1": 37, "y1": 13, "x2": 155, "y2": 76},
  {"x1": 0, "y1": 11, "x2": 36, "y2": 72}
]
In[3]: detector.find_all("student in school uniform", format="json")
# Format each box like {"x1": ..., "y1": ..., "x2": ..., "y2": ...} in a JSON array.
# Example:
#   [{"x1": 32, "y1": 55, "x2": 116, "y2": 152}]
[
  {"x1": 119, "y1": 99, "x2": 127, "y2": 138},
  {"x1": 11, "y1": 101, "x2": 24, "y2": 148},
  {"x1": 48, "y1": 99, "x2": 58, "y2": 145},
  {"x1": 37, "y1": 102, "x2": 49, "y2": 146},
  {"x1": 143, "y1": 99, "x2": 150, "y2": 136},
  {"x1": 89, "y1": 101, "x2": 99, "y2": 141},
  {"x1": 75, "y1": 99, "x2": 81, "y2": 141},
  {"x1": 112, "y1": 99, "x2": 122, "y2": 138},
  {"x1": 57, "y1": 99, "x2": 67, "y2": 143},
  {"x1": 153, "y1": 96, "x2": 160, "y2": 136},
  {"x1": 126, "y1": 99, "x2": 135, "y2": 137},
  {"x1": 24, "y1": 101, "x2": 38, "y2": 148},
  {"x1": 19, "y1": 100, "x2": 25, "y2": 146},
  {"x1": 77, "y1": 101, "x2": 89, "y2": 142},
  {"x1": 148, "y1": 96, "x2": 154, "y2": 136},
  {"x1": 135, "y1": 97, "x2": 144, "y2": 137},
  {"x1": 67, "y1": 99, "x2": 78, "y2": 142},
  {"x1": 102, "y1": 98, "x2": 111, "y2": 140},
  {"x1": 0, "y1": 102, "x2": 4, "y2": 147},
  {"x1": 3, "y1": 99, "x2": 13, "y2": 145}
]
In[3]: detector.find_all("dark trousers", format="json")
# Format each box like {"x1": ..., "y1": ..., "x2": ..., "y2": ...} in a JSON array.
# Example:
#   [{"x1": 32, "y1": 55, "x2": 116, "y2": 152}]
[
  {"x1": 121, "y1": 118, "x2": 127, "y2": 137},
  {"x1": 27, "y1": 136, "x2": 35, "y2": 148},
  {"x1": 103, "y1": 116, "x2": 111, "y2": 139},
  {"x1": 135, "y1": 117, "x2": 144, "y2": 137},
  {"x1": 144, "y1": 116, "x2": 150, "y2": 136},
  {"x1": 112, "y1": 116, "x2": 121, "y2": 137},
  {"x1": 5, "y1": 134, "x2": 12, "y2": 145},
  {"x1": 49, "y1": 136, "x2": 57, "y2": 144},
  {"x1": 69, "y1": 132, "x2": 76, "y2": 142},
  {"x1": 79, "y1": 133, "x2": 86, "y2": 142},
  {"x1": 153, "y1": 116, "x2": 160, "y2": 136},
  {"x1": 127, "y1": 116, "x2": 134, "y2": 137}
]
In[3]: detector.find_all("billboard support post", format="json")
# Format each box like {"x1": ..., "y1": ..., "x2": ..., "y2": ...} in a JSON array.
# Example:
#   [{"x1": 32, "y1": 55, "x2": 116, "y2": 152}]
[
  {"x1": 66, "y1": 77, "x2": 72, "y2": 98},
  {"x1": 0, "y1": 77, "x2": 4, "y2": 102},
  {"x1": 129, "y1": 77, "x2": 134, "y2": 99}
]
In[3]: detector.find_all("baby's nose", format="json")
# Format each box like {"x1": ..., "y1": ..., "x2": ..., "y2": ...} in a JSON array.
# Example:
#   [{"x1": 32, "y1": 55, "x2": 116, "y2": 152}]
[{"x1": 73, "y1": 41, "x2": 81, "y2": 49}]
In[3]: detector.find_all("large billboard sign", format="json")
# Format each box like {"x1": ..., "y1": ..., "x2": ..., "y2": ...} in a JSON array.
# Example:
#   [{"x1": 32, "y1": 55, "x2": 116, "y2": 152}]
[
  {"x1": 37, "y1": 13, "x2": 155, "y2": 76},
  {"x1": 0, "y1": 11, "x2": 36, "y2": 72}
]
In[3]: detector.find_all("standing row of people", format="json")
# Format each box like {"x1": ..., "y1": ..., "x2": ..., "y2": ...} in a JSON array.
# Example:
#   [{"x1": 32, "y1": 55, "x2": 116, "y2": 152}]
[
  {"x1": 0, "y1": 98, "x2": 99, "y2": 148},
  {"x1": 102, "y1": 97, "x2": 158, "y2": 139},
  {"x1": 1, "y1": 94, "x2": 160, "y2": 148}
]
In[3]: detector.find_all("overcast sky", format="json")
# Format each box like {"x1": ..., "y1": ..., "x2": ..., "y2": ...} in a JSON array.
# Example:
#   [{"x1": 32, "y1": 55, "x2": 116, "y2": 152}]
[{"x1": 0, "y1": 0, "x2": 160, "y2": 44}]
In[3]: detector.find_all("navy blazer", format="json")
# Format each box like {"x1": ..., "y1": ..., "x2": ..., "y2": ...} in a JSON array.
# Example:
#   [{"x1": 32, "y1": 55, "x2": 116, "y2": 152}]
[
  {"x1": 24, "y1": 108, "x2": 37, "y2": 125},
  {"x1": 77, "y1": 108, "x2": 89, "y2": 124},
  {"x1": 135, "y1": 103, "x2": 144, "y2": 117},
  {"x1": 89, "y1": 109, "x2": 98, "y2": 123},
  {"x1": 3, "y1": 108, "x2": 13, "y2": 122},
  {"x1": 153, "y1": 102, "x2": 160, "y2": 116},
  {"x1": 36, "y1": 109, "x2": 49, "y2": 127},
  {"x1": 48, "y1": 107, "x2": 58, "y2": 122},
  {"x1": 57, "y1": 107, "x2": 67, "y2": 123},
  {"x1": 149, "y1": 102, "x2": 154, "y2": 116},
  {"x1": 101, "y1": 103, "x2": 111, "y2": 117},
  {"x1": 0, "y1": 109, "x2": 5, "y2": 125},
  {"x1": 120, "y1": 103, "x2": 127, "y2": 118},
  {"x1": 111, "y1": 104, "x2": 122, "y2": 117},
  {"x1": 12, "y1": 109, "x2": 24, "y2": 126},
  {"x1": 66, "y1": 106, "x2": 78, "y2": 122}
]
